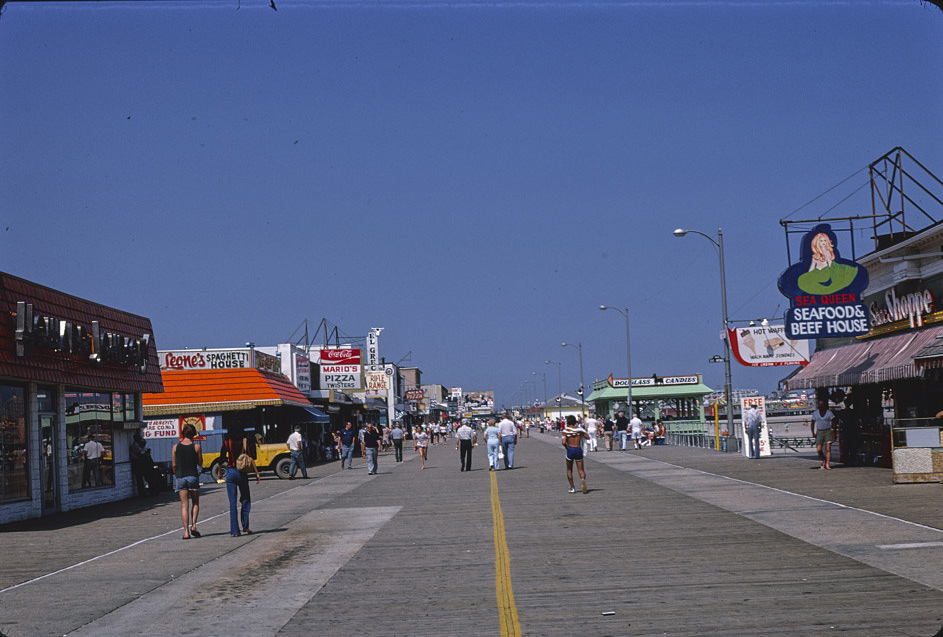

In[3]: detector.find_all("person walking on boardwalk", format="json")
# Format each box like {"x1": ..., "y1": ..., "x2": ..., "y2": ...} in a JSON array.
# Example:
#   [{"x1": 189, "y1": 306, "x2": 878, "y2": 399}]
[
  {"x1": 362, "y1": 422, "x2": 381, "y2": 475},
  {"x1": 810, "y1": 399, "x2": 837, "y2": 469},
  {"x1": 629, "y1": 413, "x2": 644, "y2": 450},
  {"x1": 483, "y1": 418, "x2": 501, "y2": 470},
  {"x1": 615, "y1": 411, "x2": 629, "y2": 451},
  {"x1": 336, "y1": 422, "x2": 356, "y2": 470},
  {"x1": 286, "y1": 425, "x2": 308, "y2": 479},
  {"x1": 562, "y1": 415, "x2": 589, "y2": 493},
  {"x1": 414, "y1": 425, "x2": 430, "y2": 470},
  {"x1": 583, "y1": 414, "x2": 598, "y2": 452},
  {"x1": 601, "y1": 414, "x2": 615, "y2": 451},
  {"x1": 223, "y1": 427, "x2": 260, "y2": 537},
  {"x1": 497, "y1": 414, "x2": 518, "y2": 469},
  {"x1": 455, "y1": 420, "x2": 477, "y2": 472},
  {"x1": 173, "y1": 423, "x2": 203, "y2": 540},
  {"x1": 390, "y1": 423, "x2": 404, "y2": 462}
]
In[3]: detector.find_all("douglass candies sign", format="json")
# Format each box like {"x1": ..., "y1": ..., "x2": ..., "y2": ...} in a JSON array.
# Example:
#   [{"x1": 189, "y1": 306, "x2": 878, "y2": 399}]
[{"x1": 778, "y1": 223, "x2": 870, "y2": 339}]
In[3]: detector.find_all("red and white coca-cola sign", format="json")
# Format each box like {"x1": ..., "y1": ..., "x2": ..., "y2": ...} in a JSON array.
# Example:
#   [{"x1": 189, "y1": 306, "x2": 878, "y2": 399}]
[{"x1": 317, "y1": 348, "x2": 361, "y2": 365}]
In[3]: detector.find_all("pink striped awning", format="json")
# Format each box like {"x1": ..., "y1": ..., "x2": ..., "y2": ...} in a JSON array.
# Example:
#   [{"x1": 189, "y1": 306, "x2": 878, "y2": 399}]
[{"x1": 786, "y1": 325, "x2": 943, "y2": 390}]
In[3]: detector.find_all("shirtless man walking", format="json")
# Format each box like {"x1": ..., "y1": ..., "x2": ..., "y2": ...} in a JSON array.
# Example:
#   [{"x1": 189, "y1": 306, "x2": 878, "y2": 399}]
[{"x1": 562, "y1": 415, "x2": 589, "y2": 494}]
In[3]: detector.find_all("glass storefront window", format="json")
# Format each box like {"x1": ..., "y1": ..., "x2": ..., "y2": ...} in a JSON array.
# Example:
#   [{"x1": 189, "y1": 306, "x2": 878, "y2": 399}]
[
  {"x1": 37, "y1": 387, "x2": 56, "y2": 412},
  {"x1": 124, "y1": 394, "x2": 137, "y2": 422},
  {"x1": 112, "y1": 393, "x2": 124, "y2": 423},
  {"x1": 65, "y1": 391, "x2": 115, "y2": 491},
  {"x1": 0, "y1": 385, "x2": 28, "y2": 503}
]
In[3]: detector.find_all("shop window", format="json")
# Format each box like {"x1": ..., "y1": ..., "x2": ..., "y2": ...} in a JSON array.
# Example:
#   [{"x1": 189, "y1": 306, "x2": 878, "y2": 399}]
[
  {"x1": 0, "y1": 385, "x2": 28, "y2": 503},
  {"x1": 124, "y1": 394, "x2": 137, "y2": 422},
  {"x1": 37, "y1": 387, "x2": 56, "y2": 412},
  {"x1": 65, "y1": 391, "x2": 116, "y2": 491}
]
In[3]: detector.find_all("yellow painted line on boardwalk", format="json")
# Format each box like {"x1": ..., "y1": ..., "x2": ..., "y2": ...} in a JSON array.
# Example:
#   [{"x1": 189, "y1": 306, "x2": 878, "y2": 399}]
[{"x1": 490, "y1": 469, "x2": 521, "y2": 637}]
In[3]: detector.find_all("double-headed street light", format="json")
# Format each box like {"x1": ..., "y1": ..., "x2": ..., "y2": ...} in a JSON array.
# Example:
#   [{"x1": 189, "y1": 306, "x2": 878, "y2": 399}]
[
  {"x1": 673, "y1": 227, "x2": 734, "y2": 446},
  {"x1": 561, "y1": 342, "x2": 585, "y2": 417},
  {"x1": 545, "y1": 360, "x2": 563, "y2": 421},
  {"x1": 599, "y1": 306, "x2": 631, "y2": 415}
]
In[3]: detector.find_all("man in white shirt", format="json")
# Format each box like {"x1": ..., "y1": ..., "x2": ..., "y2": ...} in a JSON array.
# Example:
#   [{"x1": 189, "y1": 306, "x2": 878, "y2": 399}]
[
  {"x1": 286, "y1": 426, "x2": 308, "y2": 479},
  {"x1": 629, "y1": 414, "x2": 644, "y2": 450},
  {"x1": 497, "y1": 415, "x2": 518, "y2": 469},
  {"x1": 583, "y1": 415, "x2": 598, "y2": 453},
  {"x1": 743, "y1": 405, "x2": 763, "y2": 459},
  {"x1": 455, "y1": 421, "x2": 477, "y2": 472},
  {"x1": 810, "y1": 400, "x2": 837, "y2": 469},
  {"x1": 81, "y1": 435, "x2": 104, "y2": 487}
]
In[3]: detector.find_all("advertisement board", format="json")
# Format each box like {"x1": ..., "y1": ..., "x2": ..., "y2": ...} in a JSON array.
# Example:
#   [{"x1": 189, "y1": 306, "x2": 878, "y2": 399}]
[
  {"x1": 365, "y1": 370, "x2": 389, "y2": 396},
  {"x1": 729, "y1": 325, "x2": 810, "y2": 367},
  {"x1": 778, "y1": 223, "x2": 870, "y2": 339},
  {"x1": 740, "y1": 396, "x2": 770, "y2": 458},
  {"x1": 294, "y1": 354, "x2": 311, "y2": 393},
  {"x1": 463, "y1": 391, "x2": 494, "y2": 415},
  {"x1": 160, "y1": 349, "x2": 251, "y2": 371},
  {"x1": 313, "y1": 347, "x2": 363, "y2": 390}
]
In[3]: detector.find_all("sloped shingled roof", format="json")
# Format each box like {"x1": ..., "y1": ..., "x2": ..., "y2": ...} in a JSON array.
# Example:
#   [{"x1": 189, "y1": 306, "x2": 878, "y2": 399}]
[
  {"x1": 142, "y1": 368, "x2": 313, "y2": 416},
  {"x1": 0, "y1": 272, "x2": 163, "y2": 393}
]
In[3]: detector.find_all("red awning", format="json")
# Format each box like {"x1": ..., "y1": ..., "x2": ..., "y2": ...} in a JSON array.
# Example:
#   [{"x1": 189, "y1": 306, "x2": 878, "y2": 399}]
[{"x1": 786, "y1": 325, "x2": 943, "y2": 390}]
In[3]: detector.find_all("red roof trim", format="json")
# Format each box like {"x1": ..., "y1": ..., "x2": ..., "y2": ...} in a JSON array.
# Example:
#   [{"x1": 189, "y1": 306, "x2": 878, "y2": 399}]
[{"x1": 143, "y1": 368, "x2": 311, "y2": 409}]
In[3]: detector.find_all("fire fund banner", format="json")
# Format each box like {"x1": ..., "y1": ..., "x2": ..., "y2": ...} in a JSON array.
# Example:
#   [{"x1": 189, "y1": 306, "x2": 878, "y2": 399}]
[
  {"x1": 778, "y1": 223, "x2": 870, "y2": 339},
  {"x1": 728, "y1": 325, "x2": 810, "y2": 367}
]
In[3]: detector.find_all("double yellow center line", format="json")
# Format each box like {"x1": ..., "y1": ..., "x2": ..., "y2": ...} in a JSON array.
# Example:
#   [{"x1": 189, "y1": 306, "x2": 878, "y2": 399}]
[{"x1": 490, "y1": 470, "x2": 521, "y2": 637}]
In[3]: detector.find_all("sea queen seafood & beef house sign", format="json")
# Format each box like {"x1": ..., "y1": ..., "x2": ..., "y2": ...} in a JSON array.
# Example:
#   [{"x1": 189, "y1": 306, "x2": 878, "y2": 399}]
[{"x1": 778, "y1": 223, "x2": 870, "y2": 339}]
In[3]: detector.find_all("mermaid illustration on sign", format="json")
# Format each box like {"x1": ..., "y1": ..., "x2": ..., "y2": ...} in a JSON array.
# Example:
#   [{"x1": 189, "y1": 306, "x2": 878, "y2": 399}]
[{"x1": 778, "y1": 223, "x2": 868, "y2": 298}]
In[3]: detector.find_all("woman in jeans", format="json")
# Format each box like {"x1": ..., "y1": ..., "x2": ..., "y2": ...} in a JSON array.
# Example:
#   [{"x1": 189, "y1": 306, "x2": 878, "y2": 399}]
[
  {"x1": 172, "y1": 423, "x2": 202, "y2": 540},
  {"x1": 223, "y1": 429, "x2": 260, "y2": 536},
  {"x1": 484, "y1": 419, "x2": 501, "y2": 471}
]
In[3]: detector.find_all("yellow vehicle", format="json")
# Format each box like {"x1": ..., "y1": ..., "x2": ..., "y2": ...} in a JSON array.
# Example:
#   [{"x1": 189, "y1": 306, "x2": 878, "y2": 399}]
[{"x1": 204, "y1": 442, "x2": 295, "y2": 481}]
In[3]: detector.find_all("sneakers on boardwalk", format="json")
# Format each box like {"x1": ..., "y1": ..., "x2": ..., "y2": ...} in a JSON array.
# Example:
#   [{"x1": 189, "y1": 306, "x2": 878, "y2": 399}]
[{"x1": 568, "y1": 487, "x2": 576, "y2": 493}]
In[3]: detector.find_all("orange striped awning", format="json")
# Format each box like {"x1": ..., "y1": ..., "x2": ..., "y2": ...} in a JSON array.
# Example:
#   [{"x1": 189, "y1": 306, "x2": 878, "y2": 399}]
[{"x1": 143, "y1": 368, "x2": 312, "y2": 416}]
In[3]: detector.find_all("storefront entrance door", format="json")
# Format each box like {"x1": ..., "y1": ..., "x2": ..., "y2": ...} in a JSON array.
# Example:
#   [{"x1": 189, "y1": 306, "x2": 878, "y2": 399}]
[{"x1": 41, "y1": 414, "x2": 58, "y2": 512}]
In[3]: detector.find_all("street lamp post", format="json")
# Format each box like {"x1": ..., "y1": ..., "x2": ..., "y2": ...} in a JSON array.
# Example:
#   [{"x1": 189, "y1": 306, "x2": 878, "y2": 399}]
[
  {"x1": 673, "y1": 227, "x2": 734, "y2": 449},
  {"x1": 545, "y1": 360, "x2": 563, "y2": 421},
  {"x1": 561, "y1": 342, "x2": 585, "y2": 417},
  {"x1": 524, "y1": 379, "x2": 537, "y2": 420},
  {"x1": 532, "y1": 371, "x2": 547, "y2": 420},
  {"x1": 599, "y1": 306, "x2": 632, "y2": 416}
]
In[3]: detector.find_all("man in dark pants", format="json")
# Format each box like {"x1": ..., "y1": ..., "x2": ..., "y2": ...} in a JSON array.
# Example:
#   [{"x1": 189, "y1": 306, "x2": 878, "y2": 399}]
[
  {"x1": 362, "y1": 423, "x2": 381, "y2": 475},
  {"x1": 455, "y1": 421, "x2": 477, "y2": 472},
  {"x1": 390, "y1": 423, "x2": 404, "y2": 462},
  {"x1": 615, "y1": 411, "x2": 630, "y2": 451}
]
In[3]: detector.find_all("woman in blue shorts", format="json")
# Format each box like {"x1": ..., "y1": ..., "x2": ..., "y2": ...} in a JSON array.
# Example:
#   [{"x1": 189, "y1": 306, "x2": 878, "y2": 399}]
[
  {"x1": 562, "y1": 415, "x2": 589, "y2": 494},
  {"x1": 172, "y1": 423, "x2": 203, "y2": 540}
]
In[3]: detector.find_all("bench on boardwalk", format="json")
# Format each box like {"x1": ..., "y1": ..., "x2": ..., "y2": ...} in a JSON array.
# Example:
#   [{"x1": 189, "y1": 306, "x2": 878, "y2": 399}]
[{"x1": 768, "y1": 436, "x2": 815, "y2": 452}]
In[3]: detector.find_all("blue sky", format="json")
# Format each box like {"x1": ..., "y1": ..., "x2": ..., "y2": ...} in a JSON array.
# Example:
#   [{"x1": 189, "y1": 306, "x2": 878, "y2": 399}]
[{"x1": 2, "y1": 0, "x2": 942, "y2": 409}]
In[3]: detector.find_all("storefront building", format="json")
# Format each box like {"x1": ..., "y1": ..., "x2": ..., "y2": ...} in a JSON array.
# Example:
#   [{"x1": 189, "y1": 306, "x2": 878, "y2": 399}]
[
  {"x1": 586, "y1": 374, "x2": 713, "y2": 427},
  {"x1": 0, "y1": 273, "x2": 162, "y2": 524},
  {"x1": 786, "y1": 222, "x2": 943, "y2": 477},
  {"x1": 143, "y1": 348, "x2": 329, "y2": 464}
]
